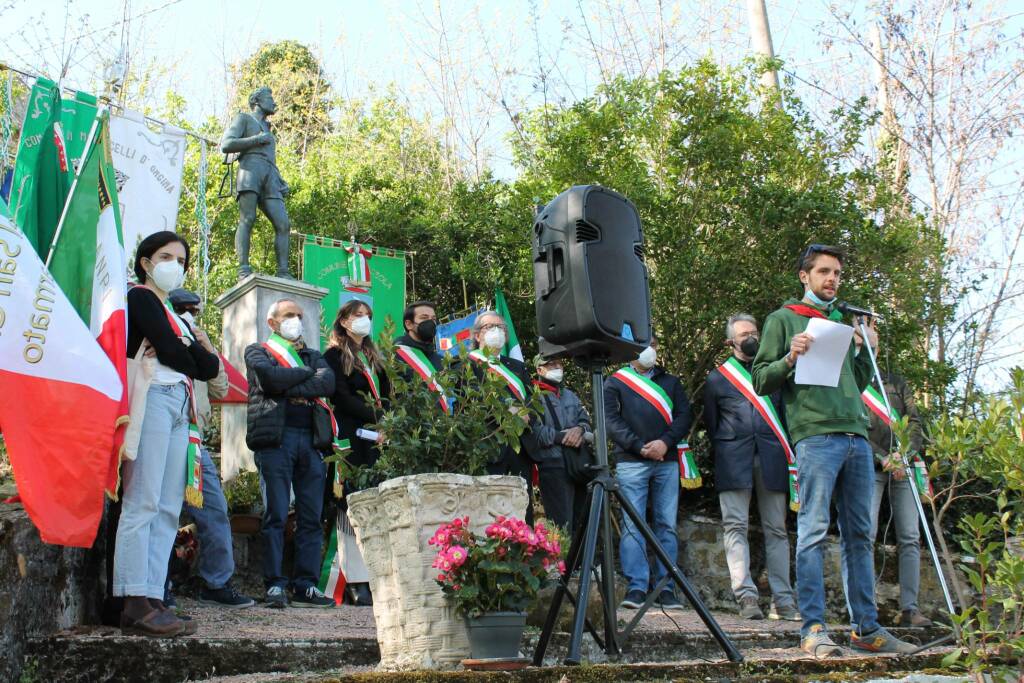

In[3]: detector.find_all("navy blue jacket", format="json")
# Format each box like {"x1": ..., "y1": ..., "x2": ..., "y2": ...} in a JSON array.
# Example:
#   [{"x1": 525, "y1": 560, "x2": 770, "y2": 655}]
[
  {"x1": 702, "y1": 359, "x2": 790, "y2": 492},
  {"x1": 604, "y1": 366, "x2": 692, "y2": 463}
]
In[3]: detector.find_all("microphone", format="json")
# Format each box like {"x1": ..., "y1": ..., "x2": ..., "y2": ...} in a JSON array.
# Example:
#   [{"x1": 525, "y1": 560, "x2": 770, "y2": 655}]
[{"x1": 837, "y1": 301, "x2": 883, "y2": 322}]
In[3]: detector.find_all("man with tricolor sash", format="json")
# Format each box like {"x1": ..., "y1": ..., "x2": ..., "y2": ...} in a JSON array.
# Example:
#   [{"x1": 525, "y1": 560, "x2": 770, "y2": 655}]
[
  {"x1": 703, "y1": 314, "x2": 798, "y2": 622},
  {"x1": 752, "y1": 244, "x2": 915, "y2": 657},
  {"x1": 394, "y1": 300, "x2": 446, "y2": 393},
  {"x1": 466, "y1": 311, "x2": 538, "y2": 507},
  {"x1": 244, "y1": 298, "x2": 336, "y2": 609},
  {"x1": 604, "y1": 336, "x2": 692, "y2": 612},
  {"x1": 852, "y1": 373, "x2": 933, "y2": 628}
]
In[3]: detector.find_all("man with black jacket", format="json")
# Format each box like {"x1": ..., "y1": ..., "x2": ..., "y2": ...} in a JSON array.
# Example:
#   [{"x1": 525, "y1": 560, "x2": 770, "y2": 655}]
[
  {"x1": 605, "y1": 337, "x2": 692, "y2": 611},
  {"x1": 245, "y1": 298, "x2": 335, "y2": 609},
  {"x1": 394, "y1": 300, "x2": 443, "y2": 375},
  {"x1": 703, "y1": 314, "x2": 797, "y2": 621}
]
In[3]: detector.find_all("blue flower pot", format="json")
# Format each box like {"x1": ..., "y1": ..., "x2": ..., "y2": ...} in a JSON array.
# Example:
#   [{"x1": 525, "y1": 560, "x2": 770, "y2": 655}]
[{"x1": 464, "y1": 611, "x2": 527, "y2": 660}]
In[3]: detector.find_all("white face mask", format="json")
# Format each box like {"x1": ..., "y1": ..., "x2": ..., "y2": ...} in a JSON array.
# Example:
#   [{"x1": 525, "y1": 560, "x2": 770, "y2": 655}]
[
  {"x1": 279, "y1": 317, "x2": 303, "y2": 341},
  {"x1": 542, "y1": 368, "x2": 564, "y2": 383},
  {"x1": 180, "y1": 311, "x2": 195, "y2": 326},
  {"x1": 349, "y1": 315, "x2": 373, "y2": 337},
  {"x1": 637, "y1": 346, "x2": 657, "y2": 369},
  {"x1": 149, "y1": 260, "x2": 184, "y2": 292},
  {"x1": 482, "y1": 327, "x2": 506, "y2": 351}
]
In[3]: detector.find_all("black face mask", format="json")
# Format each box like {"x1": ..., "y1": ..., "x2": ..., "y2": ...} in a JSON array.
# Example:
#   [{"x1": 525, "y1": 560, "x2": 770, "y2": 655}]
[
  {"x1": 739, "y1": 337, "x2": 760, "y2": 358},
  {"x1": 415, "y1": 319, "x2": 437, "y2": 341}
]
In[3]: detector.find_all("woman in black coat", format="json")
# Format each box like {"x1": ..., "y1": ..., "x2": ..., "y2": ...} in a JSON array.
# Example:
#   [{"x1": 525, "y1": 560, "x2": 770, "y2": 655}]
[{"x1": 322, "y1": 299, "x2": 391, "y2": 606}]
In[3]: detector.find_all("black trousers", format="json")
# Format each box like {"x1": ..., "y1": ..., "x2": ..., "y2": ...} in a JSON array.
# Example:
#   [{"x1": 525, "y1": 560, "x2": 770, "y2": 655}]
[{"x1": 538, "y1": 466, "x2": 588, "y2": 533}]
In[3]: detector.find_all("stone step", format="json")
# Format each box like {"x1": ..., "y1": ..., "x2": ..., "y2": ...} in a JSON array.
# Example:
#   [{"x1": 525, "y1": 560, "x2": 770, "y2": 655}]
[
  {"x1": 23, "y1": 599, "x2": 950, "y2": 682},
  {"x1": 197, "y1": 652, "x2": 955, "y2": 683}
]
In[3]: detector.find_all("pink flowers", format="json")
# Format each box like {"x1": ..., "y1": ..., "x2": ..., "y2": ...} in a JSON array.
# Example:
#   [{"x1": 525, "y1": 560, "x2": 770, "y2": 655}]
[{"x1": 430, "y1": 515, "x2": 567, "y2": 617}]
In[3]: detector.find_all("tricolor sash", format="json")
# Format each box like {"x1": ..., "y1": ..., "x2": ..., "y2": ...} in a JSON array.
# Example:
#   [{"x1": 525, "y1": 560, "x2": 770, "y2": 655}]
[
  {"x1": 718, "y1": 357, "x2": 800, "y2": 511},
  {"x1": 263, "y1": 333, "x2": 339, "y2": 440},
  {"x1": 468, "y1": 350, "x2": 527, "y2": 402},
  {"x1": 611, "y1": 366, "x2": 673, "y2": 425},
  {"x1": 162, "y1": 302, "x2": 204, "y2": 508},
  {"x1": 395, "y1": 344, "x2": 452, "y2": 413},
  {"x1": 678, "y1": 442, "x2": 701, "y2": 489},
  {"x1": 612, "y1": 367, "x2": 697, "y2": 488},
  {"x1": 861, "y1": 385, "x2": 933, "y2": 501},
  {"x1": 317, "y1": 522, "x2": 347, "y2": 606},
  {"x1": 357, "y1": 350, "x2": 382, "y2": 405}
]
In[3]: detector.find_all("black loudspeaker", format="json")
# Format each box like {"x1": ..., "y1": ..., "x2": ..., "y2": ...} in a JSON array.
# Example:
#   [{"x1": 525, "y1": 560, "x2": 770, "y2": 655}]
[{"x1": 533, "y1": 185, "x2": 651, "y2": 363}]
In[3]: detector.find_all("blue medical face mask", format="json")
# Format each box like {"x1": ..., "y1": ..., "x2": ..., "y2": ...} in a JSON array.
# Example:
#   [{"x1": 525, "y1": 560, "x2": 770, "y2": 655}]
[{"x1": 804, "y1": 286, "x2": 835, "y2": 307}]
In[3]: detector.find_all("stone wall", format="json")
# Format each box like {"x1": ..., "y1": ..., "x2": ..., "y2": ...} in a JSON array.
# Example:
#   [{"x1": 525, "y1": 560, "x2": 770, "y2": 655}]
[
  {"x1": 0, "y1": 504, "x2": 105, "y2": 682},
  {"x1": 678, "y1": 514, "x2": 951, "y2": 623}
]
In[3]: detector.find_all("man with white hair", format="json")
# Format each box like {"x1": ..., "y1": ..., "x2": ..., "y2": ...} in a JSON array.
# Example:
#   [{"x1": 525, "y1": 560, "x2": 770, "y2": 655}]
[
  {"x1": 244, "y1": 298, "x2": 335, "y2": 609},
  {"x1": 703, "y1": 313, "x2": 798, "y2": 622}
]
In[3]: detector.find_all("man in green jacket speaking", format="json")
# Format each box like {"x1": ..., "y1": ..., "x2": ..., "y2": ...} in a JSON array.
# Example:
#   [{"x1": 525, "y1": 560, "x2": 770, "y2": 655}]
[{"x1": 751, "y1": 244, "x2": 915, "y2": 658}]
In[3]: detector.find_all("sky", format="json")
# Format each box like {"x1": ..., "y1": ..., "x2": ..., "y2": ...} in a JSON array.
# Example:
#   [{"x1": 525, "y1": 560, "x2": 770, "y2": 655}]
[{"x1": 3, "y1": 0, "x2": 1023, "y2": 389}]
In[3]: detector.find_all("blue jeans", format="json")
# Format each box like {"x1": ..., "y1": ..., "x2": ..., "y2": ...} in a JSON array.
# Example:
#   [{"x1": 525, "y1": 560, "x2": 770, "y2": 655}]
[
  {"x1": 795, "y1": 434, "x2": 879, "y2": 636},
  {"x1": 255, "y1": 428, "x2": 326, "y2": 592},
  {"x1": 184, "y1": 447, "x2": 234, "y2": 589},
  {"x1": 617, "y1": 459, "x2": 680, "y2": 594},
  {"x1": 114, "y1": 383, "x2": 189, "y2": 598}
]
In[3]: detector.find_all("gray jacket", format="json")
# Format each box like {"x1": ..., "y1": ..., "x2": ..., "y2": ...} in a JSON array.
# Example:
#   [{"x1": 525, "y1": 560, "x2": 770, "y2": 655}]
[{"x1": 534, "y1": 384, "x2": 592, "y2": 470}]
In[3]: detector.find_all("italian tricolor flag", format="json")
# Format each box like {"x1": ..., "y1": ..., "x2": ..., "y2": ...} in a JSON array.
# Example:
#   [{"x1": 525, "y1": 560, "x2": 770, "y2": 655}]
[
  {"x1": 0, "y1": 205, "x2": 123, "y2": 547},
  {"x1": 494, "y1": 289, "x2": 523, "y2": 362},
  {"x1": 46, "y1": 109, "x2": 129, "y2": 497}
]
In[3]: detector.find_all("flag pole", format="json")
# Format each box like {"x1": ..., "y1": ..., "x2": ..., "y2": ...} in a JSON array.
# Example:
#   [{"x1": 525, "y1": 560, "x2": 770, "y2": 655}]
[{"x1": 45, "y1": 108, "x2": 103, "y2": 268}]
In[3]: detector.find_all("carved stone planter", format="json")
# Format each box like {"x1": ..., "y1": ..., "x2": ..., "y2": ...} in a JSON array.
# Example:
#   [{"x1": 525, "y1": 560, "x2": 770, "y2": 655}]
[{"x1": 346, "y1": 473, "x2": 528, "y2": 671}]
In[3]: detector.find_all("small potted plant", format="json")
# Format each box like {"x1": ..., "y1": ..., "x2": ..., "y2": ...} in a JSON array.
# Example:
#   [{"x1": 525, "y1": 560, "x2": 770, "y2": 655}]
[
  {"x1": 429, "y1": 515, "x2": 565, "y2": 663},
  {"x1": 224, "y1": 470, "x2": 263, "y2": 536}
]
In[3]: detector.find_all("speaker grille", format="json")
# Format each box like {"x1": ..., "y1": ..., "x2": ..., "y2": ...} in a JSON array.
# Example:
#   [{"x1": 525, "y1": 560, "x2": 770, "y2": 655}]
[
  {"x1": 634, "y1": 244, "x2": 644, "y2": 259},
  {"x1": 575, "y1": 220, "x2": 600, "y2": 242}
]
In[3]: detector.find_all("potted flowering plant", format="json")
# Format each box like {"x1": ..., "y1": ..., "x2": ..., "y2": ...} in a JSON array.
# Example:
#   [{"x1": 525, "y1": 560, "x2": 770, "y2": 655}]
[{"x1": 429, "y1": 515, "x2": 565, "y2": 661}]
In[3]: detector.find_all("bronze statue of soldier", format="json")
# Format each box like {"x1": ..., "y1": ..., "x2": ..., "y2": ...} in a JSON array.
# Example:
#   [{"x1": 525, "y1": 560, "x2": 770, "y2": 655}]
[{"x1": 221, "y1": 86, "x2": 292, "y2": 279}]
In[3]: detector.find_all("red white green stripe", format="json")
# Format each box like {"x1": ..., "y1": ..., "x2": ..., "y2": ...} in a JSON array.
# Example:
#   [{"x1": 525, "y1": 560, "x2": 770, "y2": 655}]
[
  {"x1": 860, "y1": 385, "x2": 933, "y2": 501},
  {"x1": 263, "y1": 333, "x2": 338, "y2": 438},
  {"x1": 719, "y1": 357, "x2": 800, "y2": 511},
  {"x1": 395, "y1": 344, "x2": 452, "y2": 413},
  {"x1": 357, "y1": 351, "x2": 381, "y2": 404},
  {"x1": 344, "y1": 243, "x2": 372, "y2": 293},
  {"x1": 861, "y1": 385, "x2": 894, "y2": 425},
  {"x1": 317, "y1": 523, "x2": 346, "y2": 606},
  {"x1": 468, "y1": 349, "x2": 527, "y2": 402},
  {"x1": 678, "y1": 442, "x2": 702, "y2": 489},
  {"x1": 162, "y1": 303, "x2": 203, "y2": 507},
  {"x1": 612, "y1": 366, "x2": 673, "y2": 425}
]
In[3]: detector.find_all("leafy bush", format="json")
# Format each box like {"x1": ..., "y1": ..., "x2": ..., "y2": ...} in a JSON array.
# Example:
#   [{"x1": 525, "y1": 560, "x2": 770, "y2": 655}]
[{"x1": 332, "y1": 331, "x2": 543, "y2": 490}]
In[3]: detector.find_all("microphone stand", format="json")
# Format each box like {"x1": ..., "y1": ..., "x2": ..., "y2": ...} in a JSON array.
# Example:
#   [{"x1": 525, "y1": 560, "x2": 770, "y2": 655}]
[{"x1": 855, "y1": 316, "x2": 958, "y2": 654}]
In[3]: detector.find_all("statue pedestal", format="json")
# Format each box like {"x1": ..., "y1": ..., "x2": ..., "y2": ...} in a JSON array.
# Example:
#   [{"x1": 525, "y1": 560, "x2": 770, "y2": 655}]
[{"x1": 213, "y1": 273, "x2": 330, "y2": 481}]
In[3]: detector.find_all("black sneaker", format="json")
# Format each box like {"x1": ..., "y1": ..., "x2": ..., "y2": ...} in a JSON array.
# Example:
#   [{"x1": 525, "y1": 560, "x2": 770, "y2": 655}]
[
  {"x1": 265, "y1": 586, "x2": 288, "y2": 609},
  {"x1": 291, "y1": 586, "x2": 335, "y2": 609},
  {"x1": 657, "y1": 590, "x2": 684, "y2": 611},
  {"x1": 619, "y1": 589, "x2": 646, "y2": 610},
  {"x1": 199, "y1": 583, "x2": 256, "y2": 609}
]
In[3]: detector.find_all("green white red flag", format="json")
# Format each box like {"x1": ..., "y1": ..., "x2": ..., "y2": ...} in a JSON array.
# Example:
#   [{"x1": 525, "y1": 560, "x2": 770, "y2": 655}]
[
  {"x1": 0, "y1": 204, "x2": 123, "y2": 546},
  {"x1": 46, "y1": 109, "x2": 129, "y2": 496},
  {"x1": 494, "y1": 289, "x2": 523, "y2": 361}
]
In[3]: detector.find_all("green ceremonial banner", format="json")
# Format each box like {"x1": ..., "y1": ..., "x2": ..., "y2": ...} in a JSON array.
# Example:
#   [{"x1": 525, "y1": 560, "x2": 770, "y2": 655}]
[
  {"x1": 9, "y1": 78, "x2": 98, "y2": 257},
  {"x1": 61, "y1": 91, "x2": 99, "y2": 169},
  {"x1": 301, "y1": 235, "x2": 407, "y2": 348}
]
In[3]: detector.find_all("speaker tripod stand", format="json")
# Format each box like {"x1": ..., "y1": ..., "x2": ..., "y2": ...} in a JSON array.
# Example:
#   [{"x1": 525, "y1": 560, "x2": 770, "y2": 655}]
[{"x1": 532, "y1": 363, "x2": 744, "y2": 666}]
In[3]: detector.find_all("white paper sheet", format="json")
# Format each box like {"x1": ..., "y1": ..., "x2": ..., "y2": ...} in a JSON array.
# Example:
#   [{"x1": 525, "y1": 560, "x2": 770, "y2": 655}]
[{"x1": 794, "y1": 318, "x2": 854, "y2": 387}]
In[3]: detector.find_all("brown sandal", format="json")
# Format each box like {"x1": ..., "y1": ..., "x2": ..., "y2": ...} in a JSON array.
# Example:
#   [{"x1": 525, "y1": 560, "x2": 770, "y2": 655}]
[{"x1": 120, "y1": 609, "x2": 185, "y2": 638}]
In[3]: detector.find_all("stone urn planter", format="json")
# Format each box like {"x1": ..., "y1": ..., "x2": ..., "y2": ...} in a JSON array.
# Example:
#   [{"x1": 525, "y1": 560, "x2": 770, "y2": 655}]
[{"x1": 346, "y1": 473, "x2": 528, "y2": 671}]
